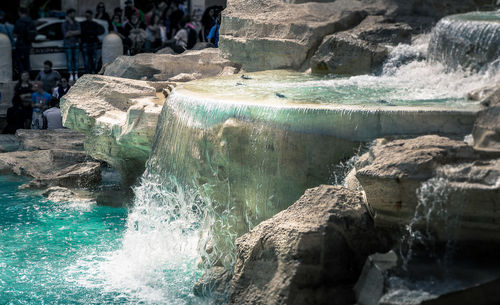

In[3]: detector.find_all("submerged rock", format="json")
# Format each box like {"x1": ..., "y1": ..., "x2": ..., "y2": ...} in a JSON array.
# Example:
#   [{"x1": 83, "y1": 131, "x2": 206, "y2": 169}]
[
  {"x1": 41, "y1": 186, "x2": 94, "y2": 203},
  {"x1": 103, "y1": 49, "x2": 239, "y2": 81},
  {"x1": 229, "y1": 185, "x2": 390, "y2": 305},
  {"x1": 60, "y1": 75, "x2": 165, "y2": 186}
]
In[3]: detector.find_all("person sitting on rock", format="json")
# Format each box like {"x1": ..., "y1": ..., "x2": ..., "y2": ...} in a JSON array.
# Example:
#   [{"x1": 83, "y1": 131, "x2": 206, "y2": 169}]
[
  {"x1": 31, "y1": 82, "x2": 51, "y2": 129},
  {"x1": 42, "y1": 99, "x2": 63, "y2": 130},
  {"x1": 35, "y1": 60, "x2": 61, "y2": 94}
]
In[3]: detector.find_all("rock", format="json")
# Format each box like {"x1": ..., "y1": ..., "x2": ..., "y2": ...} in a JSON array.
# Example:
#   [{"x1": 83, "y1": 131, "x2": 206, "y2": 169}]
[
  {"x1": 22, "y1": 161, "x2": 102, "y2": 189},
  {"x1": 103, "y1": 49, "x2": 239, "y2": 81},
  {"x1": 354, "y1": 251, "x2": 398, "y2": 305},
  {"x1": 355, "y1": 135, "x2": 478, "y2": 228},
  {"x1": 15, "y1": 129, "x2": 85, "y2": 151},
  {"x1": 191, "y1": 42, "x2": 213, "y2": 50},
  {"x1": 219, "y1": 0, "x2": 368, "y2": 71},
  {"x1": 310, "y1": 31, "x2": 388, "y2": 75},
  {"x1": 168, "y1": 72, "x2": 202, "y2": 82},
  {"x1": 41, "y1": 186, "x2": 94, "y2": 203},
  {"x1": 0, "y1": 149, "x2": 101, "y2": 189},
  {"x1": 472, "y1": 85, "x2": 500, "y2": 154},
  {"x1": 355, "y1": 135, "x2": 500, "y2": 245},
  {"x1": 310, "y1": 16, "x2": 412, "y2": 75},
  {"x1": 60, "y1": 74, "x2": 165, "y2": 186},
  {"x1": 0, "y1": 134, "x2": 20, "y2": 152},
  {"x1": 229, "y1": 185, "x2": 390, "y2": 305}
]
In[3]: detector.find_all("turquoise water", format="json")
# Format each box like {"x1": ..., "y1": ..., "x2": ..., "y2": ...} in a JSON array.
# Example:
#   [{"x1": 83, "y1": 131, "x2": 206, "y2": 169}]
[{"x1": 0, "y1": 175, "x2": 204, "y2": 304}]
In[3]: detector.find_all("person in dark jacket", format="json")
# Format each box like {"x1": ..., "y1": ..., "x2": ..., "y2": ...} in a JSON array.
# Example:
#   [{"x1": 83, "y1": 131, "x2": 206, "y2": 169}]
[
  {"x1": 13, "y1": 7, "x2": 35, "y2": 72},
  {"x1": 80, "y1": 10, "x2": 103, "y2": 74},
  {"x1": 4, "y1": 95, "x2": 25, "y2": 134}
]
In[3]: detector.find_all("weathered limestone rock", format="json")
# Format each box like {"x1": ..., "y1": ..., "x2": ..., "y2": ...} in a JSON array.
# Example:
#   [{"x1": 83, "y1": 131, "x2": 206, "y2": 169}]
[
  {"x1": 60, "y1": 74, "x2": 165, "y2": 185},
  {"x1": 355, "y1": 135, "x2": 500, "y2": 244},
  {"x1": 219, "y1": 0, "x2": 367, "y2": 71},
  {"x1": 229, "y1": 185, "x2": 390, "y2": 305},
  {"x1": 355, "y1": 136, "x2": 477, "y2": 227},
  {"x1": 310, "y1": 32, "x2": 388, "y2": 75},
  {"x1": 0, "y1": 149, "x2": 100, "y2": 189},
  {"x1": 103, "y1": 48, "x2": 239, "y2": 81},
  {"x1": 15, "y1": 129, "x2": 85, "y2": 151},
  {"x1": 472, "y1": 84, "x2": 500, "y2": 154},
  {"x1": 311, "y1": 17, "x2": 411, "y2": 75}
]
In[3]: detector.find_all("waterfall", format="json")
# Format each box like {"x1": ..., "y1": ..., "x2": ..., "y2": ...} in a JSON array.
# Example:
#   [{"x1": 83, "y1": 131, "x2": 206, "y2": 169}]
[{"x1": 428, "y1": 11, "x2": 500, "y2": 72}]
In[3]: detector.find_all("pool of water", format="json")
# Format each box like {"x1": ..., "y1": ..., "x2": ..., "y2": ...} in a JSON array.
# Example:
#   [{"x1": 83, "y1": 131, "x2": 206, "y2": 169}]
[{"x1": 0, "y1": 175, "x2": 204, "y2": 304}]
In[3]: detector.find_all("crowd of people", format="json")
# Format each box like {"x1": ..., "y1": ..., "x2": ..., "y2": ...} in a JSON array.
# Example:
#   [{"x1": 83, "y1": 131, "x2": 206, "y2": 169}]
[
  {"x1": 5, "y1": 60, "x2": 66, "y2": 134},
  {"x1": 0, "y1": 1, "x2": 224, "y2": 135}
]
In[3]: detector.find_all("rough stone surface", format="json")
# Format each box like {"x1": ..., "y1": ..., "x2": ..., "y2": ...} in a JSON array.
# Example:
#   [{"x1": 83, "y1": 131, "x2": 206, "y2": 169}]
[
  {"x1": 355, "y1": 136, "x2": 477, "y2": 227},
  {"x1": 15, "y1": 129, "x2": 85, "y2": 151},
  {"x1": 60, "y1": 74, "x2": 165, "y2": 185},
  {"x1": 310, "y1": 32, "x2": 388, "y2": 75},
  {"x1": 219, "y1": 0, "x2": 494, "y2": 72},
  {"x1": 103, "y1": 49, "x2": 239, "y2": 81},
  {"x1": 311, "y1": 17, "x2": 411, "y2": 75},
  {"x1": 229, "y1": 185, "x2": 390, "y2": 305},
  {"x1": 473, "y1": 84, "x2": 500, "y2": 154},
  {"x1": 220, "y1": 0, "x2": 367, "y2": 71},
  {"x1": 355, "y1": 135, "x2": 500, "y2": 244}
]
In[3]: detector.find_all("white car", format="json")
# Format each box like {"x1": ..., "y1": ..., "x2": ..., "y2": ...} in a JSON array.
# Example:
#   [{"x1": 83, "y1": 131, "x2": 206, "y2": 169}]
[{"x1": 30, "y1": 17, "x2": 109, "y2": 71}]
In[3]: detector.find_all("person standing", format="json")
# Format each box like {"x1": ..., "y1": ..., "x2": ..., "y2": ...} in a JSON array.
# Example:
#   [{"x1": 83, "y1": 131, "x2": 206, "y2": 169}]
[
  {"x1": 4, "y1": 95, "x2": 25, "y2": 134},
  {"x1": 62, "y1": 9, "x2": 81, "y2": 81},
  {"x1": 0, "y1": 10, "x2": 15, "y2": 44},
  {"x1": 35, "y1": 60, "x2": 61, "y2": 93},
  {"x1": 13, "y1": 7, "x2": 36, "y2": 72},
  {"x1": 95, "y1": 2, "x2": 110, "y2": 24},
  {"x1": 14, "y1": 71, "x2": 33, "y2": 96},
  {"x1": 81, "y1": 10, "x2": 102, "y2": 74}
]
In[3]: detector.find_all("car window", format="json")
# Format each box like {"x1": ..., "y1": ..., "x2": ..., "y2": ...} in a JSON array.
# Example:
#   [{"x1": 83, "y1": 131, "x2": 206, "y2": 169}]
[{"x1": 38, "y1": 22, "x2": 63, "y2": 40}]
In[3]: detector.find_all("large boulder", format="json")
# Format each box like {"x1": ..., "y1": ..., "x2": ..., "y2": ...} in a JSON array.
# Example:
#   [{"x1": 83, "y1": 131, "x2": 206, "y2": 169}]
[
  {"x1": 229, "y1": 185, "x2": 390, "y2": 305},
  {"x1": 60, "y1": 75, "x2": 166, "y2": 185},
  {"x1": 310, "y1": 17, "x2": 411, "y2": 75},
  {"x1": 354, "y1": 135, "x2": 500, "y2": 244},
  {"x1": 219, "y1": 0, "x2": 494, "y2": 72},
  {"x1": 219, "y1": 0, "x2": 368, "y2": 72},
  {"x1": 473, "y1": 84, "x2": 500, "y2": 154},
  {"x1": 15, "y1": 129, "x2": 85, "y2": 151},
  {"x1": 103, "y1": 48, "x2": 239, "y2": 81}
]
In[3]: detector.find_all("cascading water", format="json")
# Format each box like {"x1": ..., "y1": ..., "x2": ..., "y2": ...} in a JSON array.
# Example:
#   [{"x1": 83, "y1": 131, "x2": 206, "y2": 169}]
[
  {"x1": 4, "y1": 11, "x2": 500, "y2": 304},
  {"x1": 428, "y1": 10, "x2": 500, "y2": 72}
]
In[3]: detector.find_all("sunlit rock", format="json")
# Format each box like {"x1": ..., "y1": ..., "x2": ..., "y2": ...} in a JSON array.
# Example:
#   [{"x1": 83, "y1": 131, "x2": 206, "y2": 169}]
[
  {"x1": 103, "y1": 48, "x2": 239, "y2": 81},
  {"x1": 229, "y1": 185, "x2": 390, "y2": 305},
  {"x1": 60, "y1": 74, "x2": 166, "y2": 185}
]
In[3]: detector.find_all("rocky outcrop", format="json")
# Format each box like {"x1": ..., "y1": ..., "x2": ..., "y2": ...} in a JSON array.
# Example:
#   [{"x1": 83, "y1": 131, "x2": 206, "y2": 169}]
[
  {"x1": 229, "y1": 185, "x2": 390, "y2": 305},
  {"x1": 60, "y1": 75, "x2": 166, "y2": 186},
  {"x1": 311, "y1": 17, "x2": 411, "y2": 75},
  {"x1": 103, "y1": 49, "x2": 239, "y2": 81},
  {"x1": 0, "y1": 129, "x2": 101, "y2": 189},
  {"x1": 354, "y1": 135, "x2": 500, "y2": 244},
  {"x1": 219, "y1": 0, "x2": 495, "y2": 72},
  {"x1": 0, "y1": 134, "x2": 20, "y2": 152},
  {"x1": 220, "y1": 0, "x2": 367, "y2": 72},
  {"x1": 42, "y1": 186, "x2": 94, "y2": 203},
  {"x1": 473, "y1": 84, "x2": 500, "y2": 154}
]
